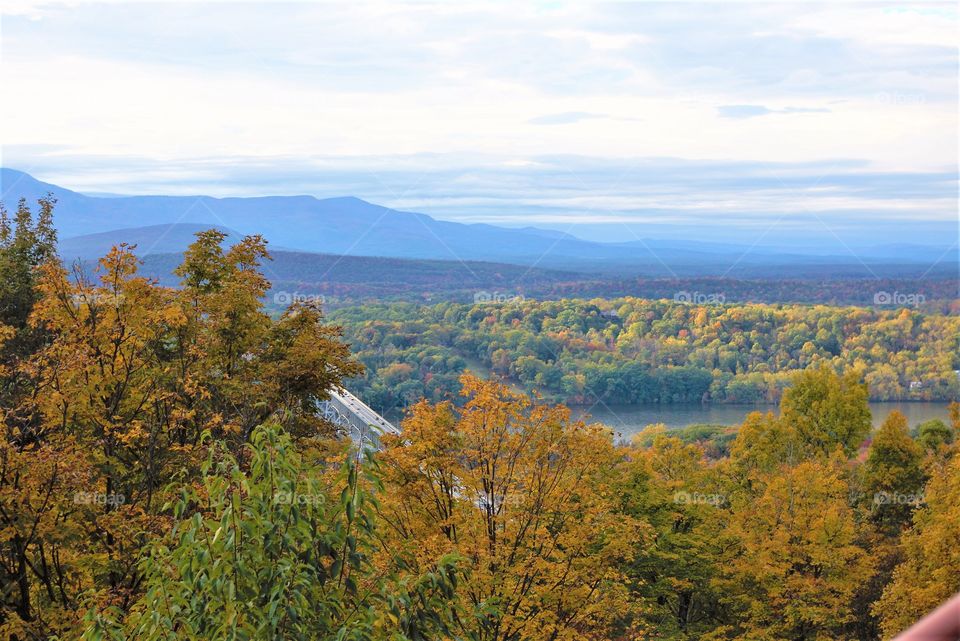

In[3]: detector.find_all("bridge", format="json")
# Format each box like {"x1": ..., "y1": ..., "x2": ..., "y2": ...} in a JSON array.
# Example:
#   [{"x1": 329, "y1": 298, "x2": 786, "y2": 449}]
[{"x1": 319, "y1": 387, "x2": 400, "y2": 448}]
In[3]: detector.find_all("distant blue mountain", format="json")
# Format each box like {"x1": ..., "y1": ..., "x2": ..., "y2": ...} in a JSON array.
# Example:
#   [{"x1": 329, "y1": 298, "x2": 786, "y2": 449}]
[
  {"x1": 2, "y1": 168, "x2": 633, "y2": 264},
  {"x1": 2, "y1": 168, "x2": 955, "y2": 277},
  {"x1": 58, "y1": 223, "x2": 242, "y2": 262}
]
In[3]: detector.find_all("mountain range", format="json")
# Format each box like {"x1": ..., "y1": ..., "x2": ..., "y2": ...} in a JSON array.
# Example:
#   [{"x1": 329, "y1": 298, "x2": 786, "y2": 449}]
[{"x1": 1, "y1": 168, "x2": 956, "y2": 279}]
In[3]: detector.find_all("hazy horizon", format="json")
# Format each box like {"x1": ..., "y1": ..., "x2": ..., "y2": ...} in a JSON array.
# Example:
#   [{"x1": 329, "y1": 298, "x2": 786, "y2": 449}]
[
  {"x1": 2, "y1": 2, "x2": 957, "y2": 251},
  {"x1": 3, "y1": 166, "x2": 956, "y2": 255}
]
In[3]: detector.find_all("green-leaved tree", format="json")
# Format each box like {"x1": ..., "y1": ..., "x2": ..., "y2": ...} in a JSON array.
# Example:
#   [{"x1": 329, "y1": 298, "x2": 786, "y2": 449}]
[{"x1": 82, "y1": 424, "x2": 460, "y2": 641}]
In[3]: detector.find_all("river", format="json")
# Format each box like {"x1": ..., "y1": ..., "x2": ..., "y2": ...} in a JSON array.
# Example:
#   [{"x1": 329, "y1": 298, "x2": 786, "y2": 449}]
[{"x1": 572, "y1": 401, "x2": 955, "y2": 439}]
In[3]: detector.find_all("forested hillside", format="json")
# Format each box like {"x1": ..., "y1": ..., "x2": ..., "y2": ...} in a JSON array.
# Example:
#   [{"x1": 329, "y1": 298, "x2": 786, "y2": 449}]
[
  {"x1": 331, "y1": 299, "x2": 960, "y2": 413},
  {"x1": 91, "y1": 249, "x2": 960, "y2": 309}
]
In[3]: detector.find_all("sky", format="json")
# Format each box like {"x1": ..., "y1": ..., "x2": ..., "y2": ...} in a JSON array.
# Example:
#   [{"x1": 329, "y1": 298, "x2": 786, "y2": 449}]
[{"x1": 0, "y1": 1, "x2": 957, "y2": 247}]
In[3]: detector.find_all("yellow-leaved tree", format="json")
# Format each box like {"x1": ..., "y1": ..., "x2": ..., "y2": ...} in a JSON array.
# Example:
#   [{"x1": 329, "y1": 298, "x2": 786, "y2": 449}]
[
  {"x1": 713, "y1": 456, "x2": 873, "y2": 641},
  {"x1": 711, "y1": 367, "x2": 876, "y2": 640},
  {"x1": 1, "y1": 216, "x2": 365, "y2": 638},
  {"x1": 377, "y1": 374, "x2": 645, "y2": 641},
  {"x1": 874, "y1": 406, "x2": 960, "y2": 638},
  {"x1": 28, "y1": 246, "x2": 182, "y2": 612}
]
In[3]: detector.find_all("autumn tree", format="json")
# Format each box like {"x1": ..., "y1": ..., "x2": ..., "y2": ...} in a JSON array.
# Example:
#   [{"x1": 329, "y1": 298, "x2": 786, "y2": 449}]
[
  {"x1": 1, "y1": 222, "x2": 364, "y2": 637},
  {"x1": 874, "y1": 450, "x2": 960, "y2": 638},
  {"x1": 715, "y1": 367, "x2": 878, "y2": 640},
  {"x1": 620, "y1": 431, "x2": 727, "y2": 639},
  {"x1": 729, "y1": 410, "x2": 798, "y2": 482},
  {"x1": 172, "y1": 230, "x2": 272, "y2": 439},
  {"x1": 171, "y1": 230, "x2": 362, "y2": 442},
  {"x1": 259, "y1": 301, "x2": 363, "y2": 438},
  {"x1": 779, "y1": 365, "x2": 871, "y2": 458},
  {"x1": 0, "y1": 196, "x2": 94, "y2": 638},
  {"x1": 862, "y1": 411, "x2": 926, "y2": 532},
  {"x1": 714, "y1": 457, "x2": 873, "y2": 641},
  {"x1": 23, "y1": 245, "x2": 194, "y2": 618},
  {"x1": 0, "y1": 406, "x2": 96, "y2": 638},
  {"x1": 377, "y1": 374, "x2": 642, "y2": 641},
  {"x1": 846, "y1": 411, "x2": 926, "y2": 639},
  {"x1": 728, "y1": 366, "x2": 870, "y2": 491}
]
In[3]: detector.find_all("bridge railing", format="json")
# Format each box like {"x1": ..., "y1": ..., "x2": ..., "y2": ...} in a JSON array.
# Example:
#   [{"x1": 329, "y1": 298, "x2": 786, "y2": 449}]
[{"x1": 318, "y1": 387, "x2": 400, "y2": 449}]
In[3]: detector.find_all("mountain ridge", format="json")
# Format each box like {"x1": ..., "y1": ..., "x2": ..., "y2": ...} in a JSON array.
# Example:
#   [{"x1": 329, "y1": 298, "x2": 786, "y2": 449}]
[{"x1": 3, "y1": 168, "x2": 955, "y2": 277}]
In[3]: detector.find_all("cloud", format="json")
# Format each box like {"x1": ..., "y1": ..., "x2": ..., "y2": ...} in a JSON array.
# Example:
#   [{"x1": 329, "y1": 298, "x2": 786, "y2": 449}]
[
  {"x1": 6, "y1": 149, "x2": 954, "y2": 224},
  {"x1": 0, "y1": 1, "x2": 954, "y2": 246},
  {"x1": 527, "y1": 112, "x2": 606, "y2": 125},
  {"x1": 717, "y1": 105, "x2": 832, "y2": 119}
]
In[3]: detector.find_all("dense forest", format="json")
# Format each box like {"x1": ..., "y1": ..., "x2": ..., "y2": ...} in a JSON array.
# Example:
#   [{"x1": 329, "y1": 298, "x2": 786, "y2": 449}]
[
  {"x1": 329, "y1": 299, "x2": 960, "y2": 414},
  {"x1": 1, "y1": 200, "x2": 959, "y2": 640}
]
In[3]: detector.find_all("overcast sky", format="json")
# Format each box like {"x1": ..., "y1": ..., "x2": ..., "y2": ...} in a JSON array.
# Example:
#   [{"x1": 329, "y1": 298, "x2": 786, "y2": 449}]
[{"x1": 1, "y1": 1, "x2": 956, "y2": 245}]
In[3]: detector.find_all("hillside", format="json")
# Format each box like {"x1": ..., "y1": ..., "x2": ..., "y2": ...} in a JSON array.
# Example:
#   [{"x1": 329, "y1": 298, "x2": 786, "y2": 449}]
[
  {"x1": 127, "y1": 250, "x2": 586, "y2": 305},
  {"x1": 329, "y1": 297, "x2": 960, "y2": 414},
  {"x1": 116, "y1": 251, "x2": 958, "y2": 309},
  {"x1": 59, "y1": 223, "x2": 242, "y2": 261}
]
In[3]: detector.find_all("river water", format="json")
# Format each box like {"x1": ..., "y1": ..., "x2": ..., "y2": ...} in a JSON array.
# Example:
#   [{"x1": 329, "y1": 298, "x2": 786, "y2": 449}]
[{"x1": 573, "y1": 401, "x2": 955, "y2": 439}]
